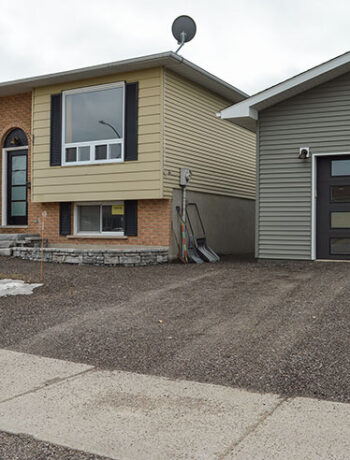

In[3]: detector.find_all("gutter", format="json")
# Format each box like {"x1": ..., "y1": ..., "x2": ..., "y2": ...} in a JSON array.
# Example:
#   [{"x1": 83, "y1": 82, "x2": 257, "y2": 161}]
[{"x1": 0, "y1": 51, "x2": 248, "y2": 103}]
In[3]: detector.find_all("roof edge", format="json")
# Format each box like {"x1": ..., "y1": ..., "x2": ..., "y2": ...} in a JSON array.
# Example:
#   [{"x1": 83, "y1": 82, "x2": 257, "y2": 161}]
[
  {"x1": 0, "y1": 51, "x2": 174, "y2": 90},
  {"x1": 219, "y1": 49, "x2": 350, "y2": 127},
  {"x1": 0, "y1": 51, "x2": 248, "y2": 103}
]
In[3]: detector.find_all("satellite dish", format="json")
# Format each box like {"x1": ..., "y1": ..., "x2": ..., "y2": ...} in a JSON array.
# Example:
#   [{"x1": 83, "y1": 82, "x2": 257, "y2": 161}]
[{"x1": 172, "y1": 16, "x2": 196, "y2": 54}]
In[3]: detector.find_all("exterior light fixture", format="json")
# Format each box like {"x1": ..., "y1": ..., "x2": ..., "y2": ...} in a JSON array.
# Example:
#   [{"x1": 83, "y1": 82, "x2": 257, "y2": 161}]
[{"x1": 299, "y1": 147, "x2": 310, "y2": 159}]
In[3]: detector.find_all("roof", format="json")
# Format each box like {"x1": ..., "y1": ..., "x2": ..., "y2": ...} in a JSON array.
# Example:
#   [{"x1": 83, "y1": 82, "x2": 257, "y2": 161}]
[
  {"x1": 0, "y1": 51, "x2": 247, "y2": 103},
  {"x1": 218, "y1": 50, "x2": 350, "y2": 132}
]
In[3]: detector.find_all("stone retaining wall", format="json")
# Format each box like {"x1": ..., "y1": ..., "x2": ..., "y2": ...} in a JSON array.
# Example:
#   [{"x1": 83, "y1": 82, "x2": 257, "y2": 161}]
[{"x1": 11, "y1": 247, "x2": 169, "y2": 266}]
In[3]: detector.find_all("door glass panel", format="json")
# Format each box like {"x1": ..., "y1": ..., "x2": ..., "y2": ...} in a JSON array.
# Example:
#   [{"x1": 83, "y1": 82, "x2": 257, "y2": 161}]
[
  {"x1": 11, "y1": 201, "x2": 26, "y2": 216},
  {"x1": 331, "y1": 186, "x2": 350, "y2": 202},
  {"x1": 331, "y1": 212, "x2": 350, "y2": 228},
  {"x1": 331, "y1": 159, "x2": 350, "y2": 176},
  {"x1": 11, "y1": 186, "x2": 26, "y2": 200},
  {"x1": 12, "y1": 170, "x2": 26, "y2": 185},
  {"x1": 7, "y1": 151, "x2": 27, "y2": 225},
  {"x1": 12, "y1": 155, "x2": 26, "y2": 170},
  {"x1": 330, "y1": 238, "x2": 350, "y2": 255},
  {"x1": 78, "y1": 206, "x2": 100, "y2": 232}
]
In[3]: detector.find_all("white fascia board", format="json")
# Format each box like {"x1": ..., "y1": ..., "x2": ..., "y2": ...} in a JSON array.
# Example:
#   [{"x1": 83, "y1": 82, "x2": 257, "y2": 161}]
[
  {"x1": 218, "y1": 50, "x2": 350, "y2": 121},
  {"x1": 216, "y1": 105, "x2": 257, "y2": 132},
  {"x1": 218, "y1": 104, "x2": 257, "y2": 120}
]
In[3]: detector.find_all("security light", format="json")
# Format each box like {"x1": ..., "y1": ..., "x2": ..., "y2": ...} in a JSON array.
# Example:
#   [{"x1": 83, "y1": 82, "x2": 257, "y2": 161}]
[{"x1": 299, "y1": 147, "x2": 310, "y2": 160}]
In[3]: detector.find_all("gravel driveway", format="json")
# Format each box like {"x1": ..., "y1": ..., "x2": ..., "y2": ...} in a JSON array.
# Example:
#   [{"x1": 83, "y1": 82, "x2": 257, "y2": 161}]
[{"x1": 1, "y1": 256, "x2": 349, "y2": 403}]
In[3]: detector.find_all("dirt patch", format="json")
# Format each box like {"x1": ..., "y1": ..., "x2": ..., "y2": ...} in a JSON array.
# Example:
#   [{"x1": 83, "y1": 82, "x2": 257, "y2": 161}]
[
  {"x1": 0, "y1": 272, "x2": 38, "y2": 283},
  {"x1": 0, "y1": 431, "x2": 111, "y2": 460}
]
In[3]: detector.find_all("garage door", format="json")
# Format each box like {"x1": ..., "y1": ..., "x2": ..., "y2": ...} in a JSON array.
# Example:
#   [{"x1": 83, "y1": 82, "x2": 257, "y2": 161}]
[{"x1": 317, "y1": 155, "x2": 350, "y2": 259}]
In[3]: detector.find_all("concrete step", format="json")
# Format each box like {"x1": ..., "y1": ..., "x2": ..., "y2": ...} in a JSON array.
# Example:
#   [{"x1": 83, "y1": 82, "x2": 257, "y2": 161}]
[
  {"x1": 0, "y1": 234, "x2": 19, "y2": 241},
  {"x1": 0, "y1": 234, "x2": 42, "y2": 252},
  {"x1": 0, "y1": 241, "x2": 15, "y2": 248},
  {"x1": 16, "y1": 239, "x2": 48, "y2": 249},
  {"x1": 0, "y1": 233, "x2": 39, "y2": 241},
  {"x1": 24, "y1": 236, "x2": 43, "y2": 242}
]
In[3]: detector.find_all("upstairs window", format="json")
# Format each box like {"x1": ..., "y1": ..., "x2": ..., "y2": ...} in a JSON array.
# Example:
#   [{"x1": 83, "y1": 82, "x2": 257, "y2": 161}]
[{"x1": 62, "y1": 82, "x2": 124, "y2": 165}]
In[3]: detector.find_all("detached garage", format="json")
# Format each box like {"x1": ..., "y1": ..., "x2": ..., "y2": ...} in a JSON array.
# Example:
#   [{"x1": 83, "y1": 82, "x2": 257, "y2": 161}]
[{"x1": 218, "y1": 51, "x2": 350, "y2": 260}]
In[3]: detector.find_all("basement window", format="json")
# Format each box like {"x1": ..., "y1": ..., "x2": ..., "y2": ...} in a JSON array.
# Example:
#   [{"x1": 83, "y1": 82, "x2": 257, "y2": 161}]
[
  {"x1": 62, "y1": 82, "x2": 124, "y2": 165},
  {"x1": 75, "y1": 202, "x2": 125, "y2": 235}
]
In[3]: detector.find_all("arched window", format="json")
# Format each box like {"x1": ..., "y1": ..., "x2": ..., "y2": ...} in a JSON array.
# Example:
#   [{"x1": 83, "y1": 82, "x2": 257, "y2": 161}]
[{"x1": 3, "y1": 128, "x2": 28, "y2": 148}]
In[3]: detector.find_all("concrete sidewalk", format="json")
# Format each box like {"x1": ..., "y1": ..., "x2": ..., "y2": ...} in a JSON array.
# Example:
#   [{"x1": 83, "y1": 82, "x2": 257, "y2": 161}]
[{"x1": 0, "y1": 350, "x2": 349, "y2": 459}]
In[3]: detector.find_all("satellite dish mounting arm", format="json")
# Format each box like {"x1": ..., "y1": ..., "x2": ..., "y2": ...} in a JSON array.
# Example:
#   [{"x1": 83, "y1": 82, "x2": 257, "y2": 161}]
[{"x1": 175, "y1": 31, "x2": 187, "y2": 54}]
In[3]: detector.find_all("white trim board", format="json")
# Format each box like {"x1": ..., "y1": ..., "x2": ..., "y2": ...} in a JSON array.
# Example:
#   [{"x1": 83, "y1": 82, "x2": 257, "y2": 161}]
[{"x1": 311, "y1": 151, "x2": 350, "y2": 260}]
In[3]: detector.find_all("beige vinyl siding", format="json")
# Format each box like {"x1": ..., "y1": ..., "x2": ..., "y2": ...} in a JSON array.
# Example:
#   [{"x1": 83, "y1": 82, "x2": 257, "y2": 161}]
[
  {"x1": 163, "y1": 70, "x2": 255, "y2": 199},
  {"x1": 258, "y1": 71, "x2": 350, "y2": 260},
  {"x1": 31, "y1": 67, "x2": 162, "y2": 202}
]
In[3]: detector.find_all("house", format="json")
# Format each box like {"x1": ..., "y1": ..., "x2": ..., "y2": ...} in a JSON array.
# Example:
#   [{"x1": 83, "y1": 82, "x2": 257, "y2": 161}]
[
  {"x1": 0, "y1": 52, "x2": 255, "y2": 265},
  {"x1": 218, "y1": 50, "x2": 350, "y2": 261}
]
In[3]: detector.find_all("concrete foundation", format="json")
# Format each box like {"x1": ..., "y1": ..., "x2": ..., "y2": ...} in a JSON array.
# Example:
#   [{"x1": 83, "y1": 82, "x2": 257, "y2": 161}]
[{"x1": 170, "y1": 190, "x2": 255, "y2": 259}]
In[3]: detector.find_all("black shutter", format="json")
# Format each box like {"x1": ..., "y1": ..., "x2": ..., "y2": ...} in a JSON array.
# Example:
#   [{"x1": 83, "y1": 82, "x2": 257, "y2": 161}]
[
  {"x1": 50, "y1": 93, "x2": 62, "y2": 166},
  {"x1": 59, "y1": 202, "x2": 72, "y2": 235},
  {"x1": 124, "y1": 82, "x2": 138, "y2": 161},
  {"x1": 125, "y1": 200, "x2": 138, "y2": 236}
]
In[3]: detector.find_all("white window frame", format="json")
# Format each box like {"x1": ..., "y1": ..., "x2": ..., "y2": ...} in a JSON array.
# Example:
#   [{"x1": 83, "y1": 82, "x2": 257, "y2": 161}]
[
  {"x1": 74, "y1": 201, "x2": 125, "y2": 236},
  {"x1": 62, "y1": 82, "x2": 125, "y2": 166}
]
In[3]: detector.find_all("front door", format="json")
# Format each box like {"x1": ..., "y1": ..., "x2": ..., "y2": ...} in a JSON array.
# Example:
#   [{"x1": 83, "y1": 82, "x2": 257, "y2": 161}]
[
  {"x1": 7, "y1": 150, "x2": 28, "y2": 226},
  {"x1": 317, "y1": 155, "x2": 350, "y2": 259}
]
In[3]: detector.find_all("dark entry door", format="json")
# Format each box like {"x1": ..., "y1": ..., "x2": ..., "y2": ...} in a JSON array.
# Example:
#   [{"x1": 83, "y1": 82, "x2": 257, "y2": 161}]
[
  {"x1": 317, "y1": 155, "x2": 350, "y2": 259},
  {"x1": 7, "y1": 150, "x2": 28, "y2": 226}
]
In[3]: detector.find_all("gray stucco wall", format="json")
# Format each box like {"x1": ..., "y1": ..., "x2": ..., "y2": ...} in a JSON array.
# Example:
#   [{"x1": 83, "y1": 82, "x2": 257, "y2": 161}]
[
  {"x1": 170, "y1": 189, "x2": 255, "y2": 259},
  {"x1": 258, "y1": 71, "x2": 350, "y2": 260}
]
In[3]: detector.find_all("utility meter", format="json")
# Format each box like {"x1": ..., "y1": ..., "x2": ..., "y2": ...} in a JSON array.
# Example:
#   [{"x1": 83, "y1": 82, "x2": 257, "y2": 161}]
[{"x1": 180, "y1": 168, "x2": 192, "y2": 186}]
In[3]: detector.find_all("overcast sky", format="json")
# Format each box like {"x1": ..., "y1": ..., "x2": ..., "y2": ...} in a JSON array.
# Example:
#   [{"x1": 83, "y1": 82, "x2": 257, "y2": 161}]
[{"x1": 1, "y1": 0, "x2": 349, "y2": 95}]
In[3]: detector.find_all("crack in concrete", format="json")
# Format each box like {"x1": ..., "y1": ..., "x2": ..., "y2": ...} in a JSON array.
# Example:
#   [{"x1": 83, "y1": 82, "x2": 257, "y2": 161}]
[
  {"x1": 0, "y1": 366, "x2": 96, "y2": 406},
  {"x1": 218, "y1": 395, "x2": 290, "y2": 459}
]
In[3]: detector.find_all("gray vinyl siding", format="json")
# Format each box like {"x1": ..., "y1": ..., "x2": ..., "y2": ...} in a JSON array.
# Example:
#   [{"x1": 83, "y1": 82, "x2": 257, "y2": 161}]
[{"x1": 258, "y1": 71, "x2": 350, "y2": 259}]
